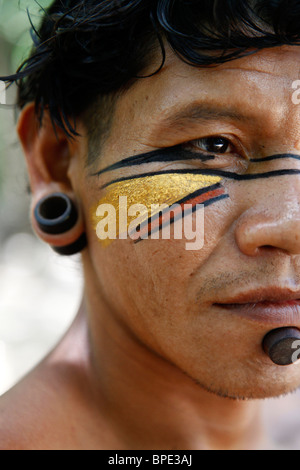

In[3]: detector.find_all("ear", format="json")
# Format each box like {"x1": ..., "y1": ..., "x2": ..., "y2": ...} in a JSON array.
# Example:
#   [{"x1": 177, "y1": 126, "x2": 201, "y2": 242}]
[{"x1": 17, "y1": 102, "x2": 85, "y2": 248}]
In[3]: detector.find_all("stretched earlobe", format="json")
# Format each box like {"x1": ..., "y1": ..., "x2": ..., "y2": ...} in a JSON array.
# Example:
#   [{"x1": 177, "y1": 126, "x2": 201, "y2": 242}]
[{"x1": 34, "y1": 192, "x2": 87, "y2": 255}]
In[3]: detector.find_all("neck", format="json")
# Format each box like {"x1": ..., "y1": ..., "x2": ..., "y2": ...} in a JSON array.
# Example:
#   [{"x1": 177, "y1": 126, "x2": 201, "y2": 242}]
[{"x1": 79, "y1": 276, "x2": 268, "y2": 450}]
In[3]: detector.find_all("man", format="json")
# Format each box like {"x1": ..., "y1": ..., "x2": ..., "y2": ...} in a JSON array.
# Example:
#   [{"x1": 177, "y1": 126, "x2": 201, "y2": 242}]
[{"x1": 0, "y1": 0, "x2": 300, "y2": 450}]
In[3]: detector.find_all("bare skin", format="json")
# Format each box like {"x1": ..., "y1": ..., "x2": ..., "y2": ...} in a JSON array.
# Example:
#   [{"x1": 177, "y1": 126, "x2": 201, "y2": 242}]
[{"x1": 1, "y1": 45, "x2": 300, "y2": 450}]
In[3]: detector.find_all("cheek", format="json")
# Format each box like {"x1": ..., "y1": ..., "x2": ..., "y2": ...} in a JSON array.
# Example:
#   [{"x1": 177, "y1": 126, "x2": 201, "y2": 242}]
[
  {"x1": 84, "y1": 178, "x2": 257, "y2": 387},
  {"x1": 85, "y1": 173, "x2": 237, "y2": 343},
  {"x1": 85, "y1": 173, "x2": 237, "y2": 314},
  {"x1": 91, "y1": 172, "x2": 225, "y2": 244},
  {"x1": 91, "y1": 237, "x2": 200, "y2": 314},
  {"x1": 87, "y1": 201, "x2": 234, "y2": 333}
]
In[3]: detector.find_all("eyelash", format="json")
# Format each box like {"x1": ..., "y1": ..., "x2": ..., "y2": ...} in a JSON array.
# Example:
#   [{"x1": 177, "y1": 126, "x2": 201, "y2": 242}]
[{"x1": 183, "y1": 136, "x2": 237, "y2": 156}]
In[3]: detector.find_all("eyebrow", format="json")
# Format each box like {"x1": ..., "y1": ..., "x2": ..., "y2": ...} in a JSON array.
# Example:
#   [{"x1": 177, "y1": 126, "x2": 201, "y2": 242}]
[{"x1": 159, "y1": 103, "x2": 253, "y2": 129}]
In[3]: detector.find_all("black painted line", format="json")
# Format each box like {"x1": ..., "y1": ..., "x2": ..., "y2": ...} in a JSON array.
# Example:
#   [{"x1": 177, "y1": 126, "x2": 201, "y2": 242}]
[
  {"x1": 92, "y1": 147, "x2": 215, "y2": 177},
  {"x1": 133, "y1": 183, "x2": 222, "y2": 232},
  {"x1": 134, "y1": 193, "x2": 229, "y2": 243},
  {"x1": 93, "y1": 148, "x2": 300, "y2": 178},
  {"x1": 202, "y1": 194, "x2": 230, "y2": 207},
  {"x1": 100, "y1": 168, "x2": 300, "y2": 190},
  {"x1": 250, "y1": 154, "x2": 300, "y2": 163}
]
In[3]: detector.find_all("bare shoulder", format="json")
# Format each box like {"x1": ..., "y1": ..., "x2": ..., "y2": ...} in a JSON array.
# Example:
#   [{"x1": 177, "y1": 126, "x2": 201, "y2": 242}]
[
  {"x1": 0, "y1": 312, "x2": 108, "y2": 450},
  {"x1": 0, "y1": 360, "x2": 83, "y2": 450},
  {"x1": 0, "y1": 370, "x2": 49, "y2": 450},
  {"x1": 0, "y1": 309, "x2": 104, "y2": 451}
]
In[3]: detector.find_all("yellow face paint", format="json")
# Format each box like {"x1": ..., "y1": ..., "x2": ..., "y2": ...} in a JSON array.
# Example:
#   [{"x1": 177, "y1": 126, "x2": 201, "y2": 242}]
[{"x1": 92, "y1": 173, "x2": 223, "y2": 246}]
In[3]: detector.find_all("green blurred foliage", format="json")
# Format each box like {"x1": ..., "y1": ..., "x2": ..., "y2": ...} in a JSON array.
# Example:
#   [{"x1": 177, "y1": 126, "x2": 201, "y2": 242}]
[
  {"x1": 0, "y1": 0, "x2": 53, "y2": 72},
  {"x1": 0, "y1": 1, "x2": 52, "y2": 197}
]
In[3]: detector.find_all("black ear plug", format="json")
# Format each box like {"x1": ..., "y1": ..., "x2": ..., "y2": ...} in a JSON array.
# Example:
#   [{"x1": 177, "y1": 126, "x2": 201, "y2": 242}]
[
  {"x1": 34, "y1": 193, "x2": 87, "y2": 256},
  {"x1": 262, "y1": 327, "x2": 300, "y2": 366}
]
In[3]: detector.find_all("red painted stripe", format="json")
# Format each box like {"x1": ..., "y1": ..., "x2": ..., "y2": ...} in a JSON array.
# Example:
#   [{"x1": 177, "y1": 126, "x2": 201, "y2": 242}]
[
  {"x1": 130, "y1": 187, "x2": 225, "y2": 240},
  {"x1": 181, "y1": 187, "x2": 225, "y2": 207}
]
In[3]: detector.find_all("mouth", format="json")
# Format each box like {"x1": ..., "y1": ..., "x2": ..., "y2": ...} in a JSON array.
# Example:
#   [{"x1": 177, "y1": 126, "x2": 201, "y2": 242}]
[{"x1": 213, "y1": 289, "x2": 300, "y2": 326}]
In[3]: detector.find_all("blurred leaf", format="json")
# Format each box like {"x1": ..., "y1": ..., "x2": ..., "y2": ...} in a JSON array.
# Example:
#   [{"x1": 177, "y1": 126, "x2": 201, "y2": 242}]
[{"x1": 0, "y1": 0, "x2": 53, "y2": 71}]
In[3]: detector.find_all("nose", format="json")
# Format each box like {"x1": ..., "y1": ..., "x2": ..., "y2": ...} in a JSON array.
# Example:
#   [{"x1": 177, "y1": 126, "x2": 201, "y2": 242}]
[{"x1": 235, "y1": 175, "x2": 300, "y2": 256}]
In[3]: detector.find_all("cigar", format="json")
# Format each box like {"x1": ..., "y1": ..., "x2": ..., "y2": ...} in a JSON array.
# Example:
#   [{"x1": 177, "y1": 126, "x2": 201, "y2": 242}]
[{"x1": 262, "y1": 327, "x2": 300, "y2": 366}]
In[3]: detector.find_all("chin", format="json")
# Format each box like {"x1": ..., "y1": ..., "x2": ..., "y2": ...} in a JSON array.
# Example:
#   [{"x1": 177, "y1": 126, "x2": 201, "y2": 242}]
[
  {"x1": 210, "y1": 383, "x2": 300, "y2": 401},
  {"x1": 191, "y1": 366, "x2": 300, "y2": 401}
]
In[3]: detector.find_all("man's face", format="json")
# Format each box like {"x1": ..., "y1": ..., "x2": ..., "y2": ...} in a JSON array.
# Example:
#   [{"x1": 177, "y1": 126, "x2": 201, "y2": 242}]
[{"x1": 77, "y1": 45, "x2": 300, "y2": 399}]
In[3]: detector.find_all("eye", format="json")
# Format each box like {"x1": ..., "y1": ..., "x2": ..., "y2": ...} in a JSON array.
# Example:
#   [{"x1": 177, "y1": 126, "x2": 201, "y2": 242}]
[{"x1": 186, "y1": 136, "x2": 234, "y2": 154}]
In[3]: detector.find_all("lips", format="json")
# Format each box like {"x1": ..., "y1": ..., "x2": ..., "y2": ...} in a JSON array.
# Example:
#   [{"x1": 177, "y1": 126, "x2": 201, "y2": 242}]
[{"x1": 213, "y1": 288, "x2": 300, "y2": 326}]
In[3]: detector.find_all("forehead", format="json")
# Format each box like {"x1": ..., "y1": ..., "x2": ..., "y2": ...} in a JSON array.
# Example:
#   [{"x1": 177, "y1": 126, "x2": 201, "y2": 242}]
[
  {"x1": 128, "y1": 45, "x2": 300, "y2": 115},
  {"x1": 98, "y1": 45, "x2": 300, "y2": 164}
]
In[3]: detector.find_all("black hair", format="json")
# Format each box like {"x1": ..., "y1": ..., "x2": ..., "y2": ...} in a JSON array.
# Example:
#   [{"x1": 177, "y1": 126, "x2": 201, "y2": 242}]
[{"x1": 3, "y1": 0, "x2": 300, "y2": 153}]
